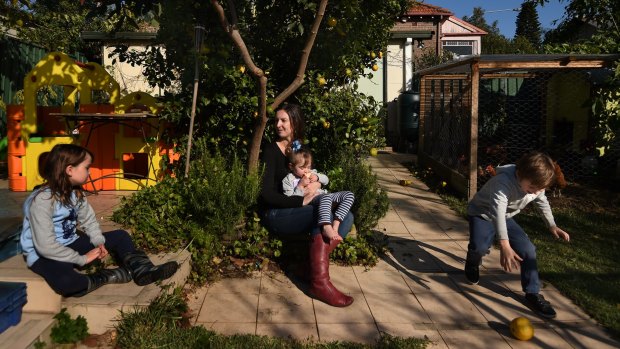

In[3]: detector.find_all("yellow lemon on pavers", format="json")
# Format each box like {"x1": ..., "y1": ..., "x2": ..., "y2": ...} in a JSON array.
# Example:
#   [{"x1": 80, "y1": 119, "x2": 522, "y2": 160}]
[
  {"x1": 510, "y1": 317, "x2": 534, "y2": 341},
  {"x1": 399, "y1": 179, "x2": 412, "y2": 186}
]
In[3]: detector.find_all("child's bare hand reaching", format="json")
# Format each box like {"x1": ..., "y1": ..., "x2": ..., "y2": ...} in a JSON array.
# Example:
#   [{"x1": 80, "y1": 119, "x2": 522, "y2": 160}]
[
  {"x1": 499, "y1": 240, "x2": 523, "y2": 272},
  {"x1": 550, "y1": 226, "x2": 570, "y2": 242}
]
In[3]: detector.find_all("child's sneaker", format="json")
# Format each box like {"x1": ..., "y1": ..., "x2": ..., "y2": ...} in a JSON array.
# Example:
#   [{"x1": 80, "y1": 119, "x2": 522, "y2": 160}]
[
  {"x1": 525, "y1": 293, "x2": 557, "y2": 319},
  {"x1": 464, "y1": 260, "x2": 479, "y2": 284}
]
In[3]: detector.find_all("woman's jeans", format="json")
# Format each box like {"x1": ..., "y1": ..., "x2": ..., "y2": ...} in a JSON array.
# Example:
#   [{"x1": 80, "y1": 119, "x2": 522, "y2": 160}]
[
  {"x1": 467, "y1": 215, "x2": 540, "y2": 294},
  {"x1": 264, "y1": 204, "x2": 354, "y2": 238}
]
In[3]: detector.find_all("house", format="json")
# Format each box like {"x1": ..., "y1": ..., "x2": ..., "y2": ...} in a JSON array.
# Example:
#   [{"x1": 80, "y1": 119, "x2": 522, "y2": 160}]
[
  {"x1": 356, "y1": 3, "x2": 486, "y2": 150},
  {"x1": 81, "y1": 31, "x2": 169, "y2": 97}
]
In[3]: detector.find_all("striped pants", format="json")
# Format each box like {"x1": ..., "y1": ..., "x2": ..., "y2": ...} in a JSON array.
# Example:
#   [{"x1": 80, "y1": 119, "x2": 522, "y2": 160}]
[{"x1": 314, "y1": 191, "x2": 355, "y2": 225}]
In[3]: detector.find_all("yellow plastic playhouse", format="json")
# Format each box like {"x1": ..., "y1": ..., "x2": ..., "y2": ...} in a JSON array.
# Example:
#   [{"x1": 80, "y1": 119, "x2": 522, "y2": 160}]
[{"x1": 7, "y1": 51, "x2": 174, "y2": 192}]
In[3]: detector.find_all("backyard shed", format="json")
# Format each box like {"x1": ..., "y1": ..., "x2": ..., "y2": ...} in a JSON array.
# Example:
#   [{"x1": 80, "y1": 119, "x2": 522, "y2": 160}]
[{"x1": 414, "y1": 54, "x2": 620, "y2": 199}]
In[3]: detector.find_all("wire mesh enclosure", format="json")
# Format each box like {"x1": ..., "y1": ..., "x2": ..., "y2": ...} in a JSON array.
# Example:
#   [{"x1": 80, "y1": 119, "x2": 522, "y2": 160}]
[{"x1": 416, "y1": 55, "x2": 620, "y2": 199}]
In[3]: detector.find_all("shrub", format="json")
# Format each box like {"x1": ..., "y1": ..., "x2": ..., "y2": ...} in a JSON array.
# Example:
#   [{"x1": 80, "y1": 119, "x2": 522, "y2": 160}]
[
  {"x1": 50, "y1": 308, "x2": 89, "y2": 344},
  {"x1": 327, "y1": 151, "x2": 389, "y2": 234},
  {"x1": 296, "y1": 81, "x2": 386, "y2": 168},
  {"x1": 324, "y1": 148, "x2": 390, "y2": 266},
  {"x1": 112, "y1": 150, "x2": 263, "y2": 282}
]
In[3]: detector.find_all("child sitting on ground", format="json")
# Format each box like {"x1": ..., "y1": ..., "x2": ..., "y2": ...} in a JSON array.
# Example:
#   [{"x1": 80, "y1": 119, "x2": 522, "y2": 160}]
[
  {"x1": 465, "y1": 151, "x2": 570, "y2": 319},
  {"x1": 282, "y1": 141, "x2": 354, "y2": 241},
  {"x1": 20, "y1": 144, "x2": 178, "y2": 297}
]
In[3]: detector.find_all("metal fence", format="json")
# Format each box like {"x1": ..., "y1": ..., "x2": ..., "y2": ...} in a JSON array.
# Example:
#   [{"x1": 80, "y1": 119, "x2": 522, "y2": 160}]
[{"x1": 417, "y1": 55, "x2": 620, "y2": 199}]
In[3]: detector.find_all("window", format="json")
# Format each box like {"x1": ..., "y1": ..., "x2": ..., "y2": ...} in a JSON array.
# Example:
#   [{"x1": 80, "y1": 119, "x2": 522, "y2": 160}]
[{"x1": 442, "y1": 40, "x2": 473, "y2": 56}]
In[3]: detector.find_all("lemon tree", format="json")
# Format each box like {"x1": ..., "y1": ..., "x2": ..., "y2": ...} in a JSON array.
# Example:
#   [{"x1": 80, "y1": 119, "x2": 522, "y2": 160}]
[{"x1": 93, "y1": 0, "x2": 409, "y2": 171}]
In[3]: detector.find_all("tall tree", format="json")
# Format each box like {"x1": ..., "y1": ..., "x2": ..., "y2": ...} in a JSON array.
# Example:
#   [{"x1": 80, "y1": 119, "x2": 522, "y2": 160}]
[
  {"x1": 463, "y1": 7, "x2": 513, "y2": 54},
  {"x1": 515, "y1": 1, "x2": 542, "y2": 50},
  {"x1": 90, "y1": 0, "x2": 412, "y2": 171}
]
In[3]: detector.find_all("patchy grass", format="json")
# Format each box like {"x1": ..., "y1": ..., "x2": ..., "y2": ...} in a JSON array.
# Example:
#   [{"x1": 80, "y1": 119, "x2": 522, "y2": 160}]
[
  {"x1": 114, "y1": 287, "x2": 429, "y2": 349},
  {"x1": 406, "y1": 162, "x2": 620, "y2": 338}
]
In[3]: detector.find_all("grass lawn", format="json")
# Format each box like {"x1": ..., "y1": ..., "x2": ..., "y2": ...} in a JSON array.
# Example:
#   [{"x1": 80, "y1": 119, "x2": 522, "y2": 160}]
[{"x1": 437, "y1": 183, "x2": 620, "y2": 339}]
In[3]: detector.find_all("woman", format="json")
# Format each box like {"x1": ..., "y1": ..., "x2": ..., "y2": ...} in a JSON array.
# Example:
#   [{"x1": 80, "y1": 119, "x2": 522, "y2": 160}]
[{"x1": 259, "y1": 103, "x2": 354, "y2": 307}]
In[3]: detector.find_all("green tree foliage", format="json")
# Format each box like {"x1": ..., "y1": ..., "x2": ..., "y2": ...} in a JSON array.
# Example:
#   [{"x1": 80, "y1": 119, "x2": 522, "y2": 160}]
[
  {"x1": 463, "y1": 7, "x2": 514, "y2": 54},
  {"x1": 0, "y1": 0, "x2": 107, "y2": 60},
  {"x1": 515, "y1": 1, "x2": 542, "y2": 50},
  {"x1": 541, "y1": 0, "x2": 620, "y2": 150},
  {"x1": 93, "y1": 0, "x2": 411, "y2": 170}
]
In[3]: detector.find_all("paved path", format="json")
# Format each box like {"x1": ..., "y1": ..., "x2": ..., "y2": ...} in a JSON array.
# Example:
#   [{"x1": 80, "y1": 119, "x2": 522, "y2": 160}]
[{"x1": 2, "y1": 152, "x2": 619, "y2": 348}]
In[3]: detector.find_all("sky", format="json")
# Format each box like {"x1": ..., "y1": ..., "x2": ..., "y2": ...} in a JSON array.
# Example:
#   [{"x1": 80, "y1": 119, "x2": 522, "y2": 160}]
[{"x1": 425, "y1": 0, "x2": 568, "y2": 38}]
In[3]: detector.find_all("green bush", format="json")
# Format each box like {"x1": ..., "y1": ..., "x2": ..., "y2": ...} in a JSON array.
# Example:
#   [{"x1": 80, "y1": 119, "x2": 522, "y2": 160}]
[
  {"x1": 112, "y1": 151, "x2": 263, "y2": 282},
  {"x1": 297, "y1": 81, "x2": 386, "y2": 168},
  {"x1": 323, "y1": 149, "x2": 390, "y2": 266},
  {"x1": 50, "y1": 308, "x2": 89, "y2": 344},
  {"x1": 327, "y1": 151, "x2": 389, "y2": 234}
]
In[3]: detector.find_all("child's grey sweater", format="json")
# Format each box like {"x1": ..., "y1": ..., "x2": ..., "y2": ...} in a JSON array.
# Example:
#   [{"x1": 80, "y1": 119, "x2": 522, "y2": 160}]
[
  {"x1": 20, "y1": 188, "x2": 105, "y2": 267},
  {"x1": 467, "y1": 165, "x2": 556, "y2": 240}
]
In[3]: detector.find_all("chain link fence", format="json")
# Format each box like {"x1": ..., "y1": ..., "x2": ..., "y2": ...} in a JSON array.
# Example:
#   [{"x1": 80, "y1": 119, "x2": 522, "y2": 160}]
[{"x1": 417, "y1": 56, "x2": 620, "y2": 198}]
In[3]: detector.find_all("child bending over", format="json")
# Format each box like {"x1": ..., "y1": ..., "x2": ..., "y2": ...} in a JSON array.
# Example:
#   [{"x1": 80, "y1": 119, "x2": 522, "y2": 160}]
[
  {"x1": 282, "y1": 142, "x2": 354, "y2": 241},
  {"x1": 465, "y1": 151, "x2": 570, "y2": 318},
  {"x1": 20, "y1": 144, "x2": 178, "y2": 297}
]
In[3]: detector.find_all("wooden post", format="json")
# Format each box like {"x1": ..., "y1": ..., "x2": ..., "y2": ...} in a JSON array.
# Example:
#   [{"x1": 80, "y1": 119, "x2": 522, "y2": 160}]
[
  {"x1": 418, "y1": 76, "x2": 427, "y2": 166},
  {"x1": 468, "y1": 62, "x2": 479, "y2": 200}
]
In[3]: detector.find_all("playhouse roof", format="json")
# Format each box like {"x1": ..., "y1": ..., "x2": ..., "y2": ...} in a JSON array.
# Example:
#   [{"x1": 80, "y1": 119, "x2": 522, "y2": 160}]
[{"x1": 414, "y1": 54, "x2": 620, "y2": 76}]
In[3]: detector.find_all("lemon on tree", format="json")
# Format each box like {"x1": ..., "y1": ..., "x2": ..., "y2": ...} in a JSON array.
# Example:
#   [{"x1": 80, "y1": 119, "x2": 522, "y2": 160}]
[
  {"x1": 510, "y1": 317, "x2": 534, "y2": 341},
  {"x1": 369, "y1": 148, "x2": 378, "y2": 156},
  {"x1": 371, "y1": 64, "x2": 379, "y2": 71},
  {"x1": 327, "y1": 17, "x2": 337, "y2": 28},
  {"x1": 317, "y1": 76, "x2": 327, "y2": 86}
]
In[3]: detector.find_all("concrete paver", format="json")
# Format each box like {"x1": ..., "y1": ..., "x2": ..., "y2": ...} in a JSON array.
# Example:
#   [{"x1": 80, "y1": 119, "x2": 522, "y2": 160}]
[{"x1": 2, "y1": 151, "x2": 620, "y2": 348}]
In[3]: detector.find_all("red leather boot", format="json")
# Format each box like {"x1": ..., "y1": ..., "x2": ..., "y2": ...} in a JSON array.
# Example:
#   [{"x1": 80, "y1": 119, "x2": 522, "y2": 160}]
[{"x1": 309, "y1": 234, "x2": 354, "y2": 307}]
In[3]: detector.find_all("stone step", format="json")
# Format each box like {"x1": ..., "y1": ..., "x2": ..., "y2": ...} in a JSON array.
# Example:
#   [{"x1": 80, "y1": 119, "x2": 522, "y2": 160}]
[
  {"x1": 0, "y1": 255, "x2": 62, "y2": 314},
  {"x1": 0, "y1": 249, "x2": 191, "y2": 337},
  {"x1": 0, "y1": 312, "x2": 55, "y2": 349},
  {"x1": 62, "y1": 249, "x2": 191, "y2": 334}
]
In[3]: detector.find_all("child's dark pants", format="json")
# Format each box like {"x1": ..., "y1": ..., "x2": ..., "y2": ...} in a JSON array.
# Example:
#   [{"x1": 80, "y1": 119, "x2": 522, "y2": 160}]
[
  {"x1": 466, "y1": 216, "x2": 540, "y2": 294},
  {"x1": 30, "y1": 229, "x2": 135, "y2": 297}
]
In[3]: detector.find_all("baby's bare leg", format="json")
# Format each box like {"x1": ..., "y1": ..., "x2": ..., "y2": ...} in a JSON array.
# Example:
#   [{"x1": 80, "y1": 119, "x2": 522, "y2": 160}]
[{"x1": 332, "y1": 219, "x2": 341, "y2": 235}]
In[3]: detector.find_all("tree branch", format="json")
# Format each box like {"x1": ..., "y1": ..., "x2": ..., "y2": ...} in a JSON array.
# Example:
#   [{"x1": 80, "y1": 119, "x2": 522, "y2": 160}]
[{"x1": 273, "y1": 0, "x2": 328, "y2": 107}]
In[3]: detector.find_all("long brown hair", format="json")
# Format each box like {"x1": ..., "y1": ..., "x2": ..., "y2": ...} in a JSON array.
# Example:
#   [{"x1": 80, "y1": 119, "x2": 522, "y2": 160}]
[
  {"x1": 277, "y1": 103, "x2": 305, "y2": 142},
  {"x1": 41, "y1": 144, "x2": 93, "y2": 206},
  {"x1": 277, "y1": 103, "x2": 306, "y2": 159}
]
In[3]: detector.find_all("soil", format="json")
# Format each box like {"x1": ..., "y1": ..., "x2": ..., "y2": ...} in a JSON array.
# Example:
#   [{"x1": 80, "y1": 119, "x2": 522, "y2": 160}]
[{"x1": 547, "y1": 183, "x2": 620, "y2": 216}]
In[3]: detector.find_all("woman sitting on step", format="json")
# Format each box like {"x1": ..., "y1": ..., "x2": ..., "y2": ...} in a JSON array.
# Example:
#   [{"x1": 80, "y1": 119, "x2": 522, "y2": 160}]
[
  {"x1": 258, "y1": 103, "x2": 355, "y2": 307},
  {"x1": 20, "y1": 144, "x2": 178, "y2": 297}
]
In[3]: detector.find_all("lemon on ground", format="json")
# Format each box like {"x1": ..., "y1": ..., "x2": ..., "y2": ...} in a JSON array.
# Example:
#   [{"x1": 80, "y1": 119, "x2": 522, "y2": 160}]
[{"x1": 510, "y1": 317, "x2": 534, "y2": 341}]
